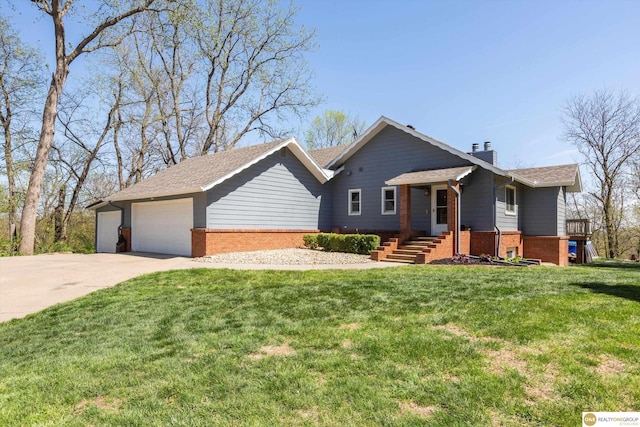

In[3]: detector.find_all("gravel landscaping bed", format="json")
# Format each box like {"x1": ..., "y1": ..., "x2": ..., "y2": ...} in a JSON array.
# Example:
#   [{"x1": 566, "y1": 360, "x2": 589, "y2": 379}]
[{"x1": 195, "y1": 248, "x2": 375, "y2": 265}]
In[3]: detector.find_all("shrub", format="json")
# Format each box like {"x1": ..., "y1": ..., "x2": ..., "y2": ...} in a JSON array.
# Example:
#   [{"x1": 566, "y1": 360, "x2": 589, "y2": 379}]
[
  {"x1": 305, "y1": 233, "x2": 380, "y2": 255},
  {"x1": 303, "y1": 234, "x2": 318, "y2": 249},
  {"x1": 316, "y1": 233, "x2": 331, "y2": 250}
]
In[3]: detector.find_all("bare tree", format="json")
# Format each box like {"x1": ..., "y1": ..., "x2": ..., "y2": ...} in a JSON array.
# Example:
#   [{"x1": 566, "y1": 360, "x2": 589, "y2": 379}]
[
  {"x1": 0, "y1": 17, "x2": 45, "y2": 250},
  {"x1": 51, "y1": 86, "x2": 119, "y2": 243},
  {"x1": 19, "y1": 0, "x2": 157, "y2": 255},
  {"x1": 195, "y1": 0, "x2": 320, "y2": 153},
  {"x1": 304, "y1": 110, "x2": 365, "y2": 150},
  {"x1": 562, "y1": 89, "x2": 640, "y2": 258}
]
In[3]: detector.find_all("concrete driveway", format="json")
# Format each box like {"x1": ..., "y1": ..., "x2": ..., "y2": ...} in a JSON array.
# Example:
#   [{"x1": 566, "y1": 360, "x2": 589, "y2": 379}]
[
  {"x1": 0, "y1": 252, "x2": 399, "y2": 322},
  {"x1": 0, "y1": 253, "x2": 198, "y2": 322}
]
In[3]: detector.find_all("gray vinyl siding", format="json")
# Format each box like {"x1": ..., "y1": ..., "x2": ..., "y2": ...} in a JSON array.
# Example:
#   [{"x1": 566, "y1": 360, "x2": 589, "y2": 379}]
[
  {"x1": 331, "y1": 126, "x2": 470, "y2": 231},
  {"x1": 411, "y1": 187, "x2": 430, "y2": 232},
  {"x1": 557, "y1": 187, "x2": 566, "y2": 235},
  {"x1": 459, "y1": 168, "x2": 494, "y2": 231},
  {"x1": 520, "y1": 186, "x2": 562, "y2": 236},
  {"x1": 206, "y1": 148, "x2": 330, "y2": 230},
  {"x1": 495, "y1": 180, "x2": 519, "y2": 231}
]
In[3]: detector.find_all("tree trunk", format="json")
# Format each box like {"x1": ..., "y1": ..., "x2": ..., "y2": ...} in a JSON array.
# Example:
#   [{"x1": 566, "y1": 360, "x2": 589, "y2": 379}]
[
  {"x1": 2, "y1": 118, "x2": 17, "y2": 249},
  {"x1": 19, "y1": 72, "x2": 67, "y2": 254},
  {"x1": 54, "y1": 184, "x2": 66, "y2": 243}
]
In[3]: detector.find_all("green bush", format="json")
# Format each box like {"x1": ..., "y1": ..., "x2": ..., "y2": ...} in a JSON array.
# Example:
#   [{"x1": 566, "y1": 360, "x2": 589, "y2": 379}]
[
  {"x1": 316, "y1": 233, "x2": 331, "y2": 250},
  {"x1": 303, "y1": 234, "x2": 318, "y2": 249},
  {"x1": 304, "y1": 233, "x2": 380, "y2": 255}
]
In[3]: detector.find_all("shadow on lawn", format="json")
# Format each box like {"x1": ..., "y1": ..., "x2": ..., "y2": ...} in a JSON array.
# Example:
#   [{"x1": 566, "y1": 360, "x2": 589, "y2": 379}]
[
  {"x1": 579, "y1": 261, "x2": 640, "y2": 270},
  {"x1": 572, "y1": 282, "x2": 640, "y2": 304}
]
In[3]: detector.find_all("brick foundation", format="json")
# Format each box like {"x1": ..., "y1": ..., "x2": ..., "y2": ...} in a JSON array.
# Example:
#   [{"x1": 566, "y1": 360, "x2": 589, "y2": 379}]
[
  {"x1": 469, "y1": 231, "x2": 522, "y2": 258},
  {"x1": 523, "y1": 236, "x2": 569, "y2": 266},
  {"x1": 470, "y1": 231, "x2": 498, "y2": 256},
  {"x1": 191, "y1": 229, "x2": 319, "y2": 257},
  {"x1": 459, "y1": 230, "x2": 470, "y2": 254},
  {"x1": 498, "y1": 231, "x2": 523, "y2": 258}
]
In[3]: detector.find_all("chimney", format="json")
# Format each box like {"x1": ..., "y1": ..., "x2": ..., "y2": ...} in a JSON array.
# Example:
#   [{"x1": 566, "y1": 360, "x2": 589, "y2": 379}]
[{"x1": 470, "y1": 141, "x2": 498, "y2": 166}]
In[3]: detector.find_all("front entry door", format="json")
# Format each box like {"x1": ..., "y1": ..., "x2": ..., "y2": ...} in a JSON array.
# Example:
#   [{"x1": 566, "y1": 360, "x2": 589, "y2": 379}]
[{"x1": 431, "y1": 185, "x2": 448, "y2": 236}]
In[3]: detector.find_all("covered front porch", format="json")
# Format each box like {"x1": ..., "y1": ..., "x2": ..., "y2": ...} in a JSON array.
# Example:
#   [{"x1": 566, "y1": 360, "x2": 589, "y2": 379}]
[{"x1": 371, "y1": 166, "x2": 475, "y2": 263}]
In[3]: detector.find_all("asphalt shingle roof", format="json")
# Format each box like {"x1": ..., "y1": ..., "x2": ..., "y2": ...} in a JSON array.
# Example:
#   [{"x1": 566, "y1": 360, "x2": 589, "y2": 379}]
[
  {"x1": 509, "y1": 164, "x2": 580, "y2": 186},
  {"x1": 105, "y1": 139, "x2": 288, "y2": 202},
  {"x1": 385, "y1": 166, "x2": 475, "y2": 186},
  {"x1": 307, "y1": 145, "x2": 350, "y2": 168}
]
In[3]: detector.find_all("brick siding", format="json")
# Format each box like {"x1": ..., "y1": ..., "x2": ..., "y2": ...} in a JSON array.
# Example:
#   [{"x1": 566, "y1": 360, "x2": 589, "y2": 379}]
[
  {"x1": 191, "y1": 229, "x2": 319, "y2": 257},
  {"x1": 470, "y1": 231, "x2": 497, "y2": 256},
  {"x1": 523, "y1": 235, "x2": 569, "y2": 266}
]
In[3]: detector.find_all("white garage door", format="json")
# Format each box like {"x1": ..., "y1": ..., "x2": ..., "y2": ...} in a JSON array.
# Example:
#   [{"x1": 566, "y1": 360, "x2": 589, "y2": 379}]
[
  {"x1": 132, "y1": 198, "x2": 193, "y2": 256},
  {"x1": 97, "y1": 211, "x2": 121, "y2": 253}
]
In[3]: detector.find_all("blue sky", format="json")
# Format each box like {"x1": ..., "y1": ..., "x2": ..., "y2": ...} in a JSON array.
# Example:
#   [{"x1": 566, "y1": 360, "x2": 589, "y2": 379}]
[
  {"x1": 4, "y1": 0, "x2": 639, "y2": 169},
  {"x1": 295, "y1": 0, "x2": 640, "y2": 168}
]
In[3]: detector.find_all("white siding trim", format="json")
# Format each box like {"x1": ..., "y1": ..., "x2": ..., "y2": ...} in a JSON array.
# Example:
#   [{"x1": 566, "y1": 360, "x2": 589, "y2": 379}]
[
  {"x1": 348, "y1": 189, "x2": 362, "y2": 216},
  {"x1": 381, "y1": 186, "x2": 396, "y2": 215},
  {"x1": 505, "y1": 185, "x2": 517, "y2": 216}
]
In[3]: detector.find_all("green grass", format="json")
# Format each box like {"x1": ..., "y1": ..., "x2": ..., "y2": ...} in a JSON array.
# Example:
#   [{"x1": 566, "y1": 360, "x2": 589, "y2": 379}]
[{"x1": 1, "y1": 261, "x2": 639, "y2": 426}]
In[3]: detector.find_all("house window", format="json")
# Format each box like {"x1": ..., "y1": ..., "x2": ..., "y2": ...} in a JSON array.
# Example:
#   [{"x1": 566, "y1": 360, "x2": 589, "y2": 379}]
[
  {"x1": 505, "y1": 185, "x2": 516, "y2": 215},
  {"x1": 381, "y1": 186, "x2": 396, "y2": 215},
  {"x1": 348, "y1": 189, "x2": 361, "y2": 216}
]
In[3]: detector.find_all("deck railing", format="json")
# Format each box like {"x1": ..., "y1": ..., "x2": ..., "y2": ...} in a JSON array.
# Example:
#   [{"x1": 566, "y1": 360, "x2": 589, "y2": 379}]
[{"x1": 566, "y1": 219, "x2": 592, "y2": 237}]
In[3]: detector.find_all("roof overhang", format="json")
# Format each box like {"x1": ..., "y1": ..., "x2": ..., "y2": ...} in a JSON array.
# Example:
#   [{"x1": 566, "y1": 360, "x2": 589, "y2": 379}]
[
  {"x1": 385, "y1": 166, "x2": 477, "y2": 186},
  {"x1": 508, "y1": 165, "x2": 583, "y2": 192}
]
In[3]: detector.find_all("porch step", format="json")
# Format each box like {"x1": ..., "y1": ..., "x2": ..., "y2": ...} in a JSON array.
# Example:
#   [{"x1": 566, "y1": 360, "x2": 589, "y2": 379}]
[
  {"x1": 400, "y1": 245, "x2": 427, "y2": 251},
  {"x1": 376, "y1": 235, "x2": 445, "y2": 264},
  {"x1": 385, "y1": 254, "x2": 416, "y2": 263},
  {"x1": 394, "y1": 249, "x2": 422, "y2": 255}
]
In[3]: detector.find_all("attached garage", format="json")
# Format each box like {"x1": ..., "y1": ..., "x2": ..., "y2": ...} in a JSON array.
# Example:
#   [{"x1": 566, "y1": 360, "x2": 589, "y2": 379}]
[
  {"x1": 96, "y1": 211, "x2": 121, "y2": 253},
  {"x1": 131, "y1": 198, "x2": 193, "y2": 256}
]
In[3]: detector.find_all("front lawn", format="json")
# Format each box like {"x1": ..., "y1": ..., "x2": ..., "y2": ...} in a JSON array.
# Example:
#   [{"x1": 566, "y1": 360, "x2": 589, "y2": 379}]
[{"x1": 1, "y1": 261, "x2": 638, "y2": 426}]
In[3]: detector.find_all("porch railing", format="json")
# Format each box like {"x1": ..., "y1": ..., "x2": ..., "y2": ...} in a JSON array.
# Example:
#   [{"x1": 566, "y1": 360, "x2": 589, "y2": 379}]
[{"x1": 566, "y1": 219, "x2": 592, "y2": 237}]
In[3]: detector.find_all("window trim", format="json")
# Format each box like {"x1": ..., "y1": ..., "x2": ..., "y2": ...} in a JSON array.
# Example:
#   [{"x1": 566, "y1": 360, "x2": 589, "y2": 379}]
[
  {"x1": 348, "y1": 189, "x2": 362, "y2": 216},
  {"x1": 381, "y1": 186, "x2": 396, "y2": 215},
  {"x1": 505, "y1": 185, "x2": 516, "y2": 215}
]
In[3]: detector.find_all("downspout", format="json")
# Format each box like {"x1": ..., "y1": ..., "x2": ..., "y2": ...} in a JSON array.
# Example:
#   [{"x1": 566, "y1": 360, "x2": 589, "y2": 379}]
[
  {"x1": 448, "y1": 179, "x2": 461, "y2": 254},
  {"x1": 494, "y1": 177, "x2": 514, "y2": 258}
]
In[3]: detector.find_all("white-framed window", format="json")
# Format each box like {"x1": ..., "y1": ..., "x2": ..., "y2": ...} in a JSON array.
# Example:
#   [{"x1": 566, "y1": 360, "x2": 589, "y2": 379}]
[
  {"x1": 348, "y1": 189, "x2": 361, "y2": 216},
  {"x1": 381, "y1": 186, "x2": 396, "y2": 215},
  {"x1": 505, "y1": 185, "x2": 516, "y2": 215}
]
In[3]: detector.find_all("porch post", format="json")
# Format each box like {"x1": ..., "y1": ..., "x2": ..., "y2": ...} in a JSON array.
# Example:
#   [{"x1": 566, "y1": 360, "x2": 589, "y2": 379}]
[
  {"x1": 447, "y1": 181, "x2": 460, "y2": 254},
  {"x1": 399, "y1": 184, "x2": 411, "y2": 241}
]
